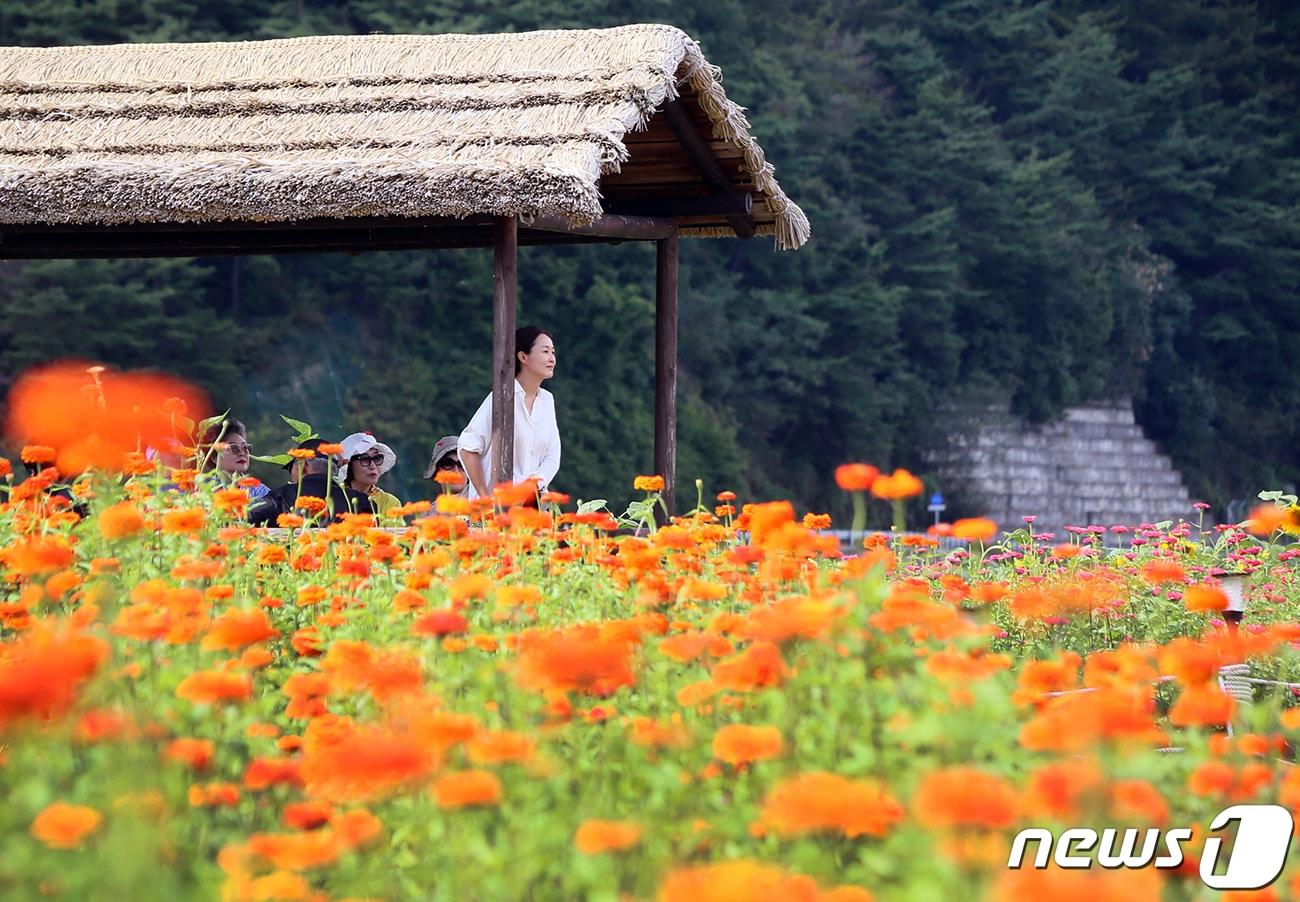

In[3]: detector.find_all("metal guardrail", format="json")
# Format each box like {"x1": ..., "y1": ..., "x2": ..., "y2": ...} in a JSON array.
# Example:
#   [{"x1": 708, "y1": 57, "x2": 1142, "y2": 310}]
[{"x1": 827, "y1": 530, "x2": 971, "y2": 553}]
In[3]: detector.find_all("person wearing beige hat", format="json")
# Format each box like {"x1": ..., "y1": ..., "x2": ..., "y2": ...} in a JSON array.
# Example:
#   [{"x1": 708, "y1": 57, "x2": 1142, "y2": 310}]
[
  {"x1": 336, "y1": 432, "x2": 401, "y2": 518},
  {"x1": 424, "y1": 435, "x2": 469, "y2": 496}
]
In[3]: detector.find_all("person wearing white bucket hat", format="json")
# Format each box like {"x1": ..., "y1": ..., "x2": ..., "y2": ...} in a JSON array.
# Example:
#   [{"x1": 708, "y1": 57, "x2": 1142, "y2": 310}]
[{"x1": 336, "y1": 432, "x2": 401, "y2": 518}]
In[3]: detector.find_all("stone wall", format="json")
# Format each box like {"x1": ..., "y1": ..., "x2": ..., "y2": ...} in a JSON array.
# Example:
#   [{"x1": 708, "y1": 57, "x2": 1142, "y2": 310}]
[{"x1": 926, "y1": 399, "x2": 1193, "y2": 534}]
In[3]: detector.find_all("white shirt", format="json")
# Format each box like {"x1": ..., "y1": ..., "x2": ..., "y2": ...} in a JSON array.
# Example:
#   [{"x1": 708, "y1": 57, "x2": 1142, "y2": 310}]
[{"x1": 458, "y1": 380, "x2": 561, "y2": 498}]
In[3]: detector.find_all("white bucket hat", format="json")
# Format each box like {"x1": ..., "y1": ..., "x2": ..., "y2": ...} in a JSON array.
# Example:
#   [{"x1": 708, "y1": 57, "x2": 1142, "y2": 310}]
[{"x1": 336, "y1": 432, "x2": 397, "y2": 483}]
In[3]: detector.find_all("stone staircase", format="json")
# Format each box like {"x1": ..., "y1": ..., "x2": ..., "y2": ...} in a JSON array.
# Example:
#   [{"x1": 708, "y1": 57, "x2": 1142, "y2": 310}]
[{"x1": 926, "y1": 399, "x2": 1194, "y2": 534}]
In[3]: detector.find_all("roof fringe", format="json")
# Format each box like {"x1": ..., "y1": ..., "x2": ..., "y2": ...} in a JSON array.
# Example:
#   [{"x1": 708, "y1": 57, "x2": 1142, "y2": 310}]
[{"x1": 0, "y1": 25, "x2": 809, "y2": 250}]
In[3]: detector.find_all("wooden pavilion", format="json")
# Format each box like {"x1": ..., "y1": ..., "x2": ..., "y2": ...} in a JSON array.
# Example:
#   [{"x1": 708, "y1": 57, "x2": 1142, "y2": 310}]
[{"x1": 0, "y1": 24, "x2": 809, "y2": 513}]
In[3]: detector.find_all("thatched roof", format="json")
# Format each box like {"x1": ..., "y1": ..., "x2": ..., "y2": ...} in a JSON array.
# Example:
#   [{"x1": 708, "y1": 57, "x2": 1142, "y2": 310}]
[{"x1": 0, "y1": 24, "x2": 810, "y2": 249}]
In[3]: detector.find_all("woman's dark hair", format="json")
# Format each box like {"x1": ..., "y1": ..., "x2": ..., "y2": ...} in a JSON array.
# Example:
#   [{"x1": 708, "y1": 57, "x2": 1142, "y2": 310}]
[
  {"x1": 197, "y1": 418, "x2": 246, "y2": 471},
  {"x1": 515, "y1": 325, "x2": 553, "y2": 376}
]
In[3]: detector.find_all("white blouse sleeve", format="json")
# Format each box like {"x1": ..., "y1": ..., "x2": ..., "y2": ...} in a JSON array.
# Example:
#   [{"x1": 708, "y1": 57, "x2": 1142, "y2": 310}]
[
  {"x1": 535, "y1": 393, "x2": 561, "y2": 489},
  {"x1": 458, "y1": 393, "x2": 493, "y2": 455}
]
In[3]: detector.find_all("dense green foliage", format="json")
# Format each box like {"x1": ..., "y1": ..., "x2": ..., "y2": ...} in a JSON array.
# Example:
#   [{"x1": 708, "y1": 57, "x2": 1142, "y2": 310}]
[{"x1": 2, "y1": 0, "x2": 1296, "y2": 517}]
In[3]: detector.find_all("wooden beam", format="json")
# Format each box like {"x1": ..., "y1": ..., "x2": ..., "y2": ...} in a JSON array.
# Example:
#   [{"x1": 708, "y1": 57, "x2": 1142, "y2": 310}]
[
  {"x1": 603, "y1": 193, "x2": 752, "y2": 218},
  {"x1": 523, "y1": 212, "x2": 676, "y2": 241},
  {"x1": 661, "y1": 99, "x2": 757, "y2": 239},
  {"x1": 654, "y1": 230, "x2": 679, "y2": 524},
  {"x1": 491, "y1": 216, "x2": 517, "y2": 489},
  {"x1": 0, "y1": 225, "x2": 625, "y2": 259}
]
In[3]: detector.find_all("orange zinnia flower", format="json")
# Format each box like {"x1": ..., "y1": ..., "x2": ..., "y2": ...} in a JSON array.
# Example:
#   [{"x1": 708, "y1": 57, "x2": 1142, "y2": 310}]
[
  {"x1": 1140, "y1": 559, "x2": 1186, "y2": 585},
  {"x1": 740, "y1": 598, "x2": 837, "y2": 645},
  {"x1": 164, "y1": 737, "x2": 215, "y2": 771},
  {"x1": 412, "y1": 609, "x2": 468, "y2": 637},
  {"x1": 162, "y1": 508, "x2": 207, "y2": 536},
  {"x1": 6, "y1": 536, "x2": 76, "y2": 577},
  {"x1": 245, "y1": 829, "x2": 344, "y2": 870},
  {"x1": 189, "y1": 782, "x2": 242, "y2": 808},
  {"x1": 98, "y1": 501, "x2": 146, "y2": 539},
  {"x1": 1245, "y1": 504, "x2": 1287, "y2": 536},
  {"x1": 1021, "y1": 758, "x2": 1103, "y2": 821},
  {"x1": 212, "y1": 488, "x2": 250, "y2": 516},
  {"x1": 1011, "y1": 652, "x2": 1082, "y2": 706},
  {"x1": 1019, "y1": 687, "x2": 1167, "y2": 750},
  {"x1": 1183, "y1": 583, "x2": 1228, "y2": 612},
  {"x1": 431, "y1": 770, "x2": 502, "y2": 808},
  {"x1": 634, "y1": 475, "x2": 666, "y2": 492},
  {"x1": 29, "y1": 801, "x2": 103, "y2": 849},
  {"x1": 175, "y1": 670, "x2": 254, "y2": 704},
  {"x1": 466, "y1": 730, "x2": 535, "y2": 765},
  {"x1": 757, "y1": 772, "x2": 904, "y2": 838},
  {"x1": 201, "y1": 609, "x2": 279, "y2": 651},
  {"x1": 282, "y1": 801, "x2": 335, "y2": 831},
  {"x1": 1108, "y1": 779, "x2": 1169, "y2": 826},
  {"x1": 1170, "y1": 683, "x2": 1235, "y2": 727},
  {"x1": 951, "y1": 518, "x2": 998, "y2": 542},
  {"x1": 5, "y1": 362, "x2": 209, "y2": 474},
  {"x1": 802, "y1": 512, "x2": 832, "y2": 530},
  {"x1": 834, "y1": 463, "x2": 879, "y2": 492},
  {"x1": 658, "y1": 631, "x2": 731, "y2": 664},
  {"x1": 926, "y1": 648, "x2": 1013, "y2": 683},
  {"x1": 1187, "y1": 760, "x2": 1235, "y2": 797},
  {"x1": 21, "y1": 444, "x2": 56, "y2": 465},
  {"x1": 301, "y1": 719, "x2": 436, "y2": 803},
  {"x1": 657, "y1": 860, "x2": 848, "y2": 902},
  {"x1": 294, "y1": 496, "x2": 327, "y2": 515},
  {"x1": 746, "y1": 500, "x2": 796, "y2": 548},
  {"x1": 629, "y1": 716, "x2": 691, "y2": 749},
  {"x1": 971, "y1": 581, "x2": 1010, "y2": 604},
  {"x1": 912, "y1": 767, "x2": 1019, "y2": 829},
  {"x1": 516, "y1": 625, "x2": 637, "y2": 697},
  {"x1": 574, "y1": 819, "x2": 643, "y2": 854},
  {"x1": 1157, "y1": 637, "x2": 1222, "y2": 685},
  {"x1": 0, "y1": 623, "x2": 109, "y2": 728},
  {"x1": 711, "y1": 724, "x2": 783, "y2": 765},
  {"x1": 449, "y1": 573, "x2": 493, "y2": 604},
  {"x1": 710, "y1": 641, "x2": 788, "y2": 691},
  {"x1": 870, "y1": 468, "x2": 923, "y2": 500},
  {"x1": 244, "y1": 756, "x2": 304, "y2": 791}
]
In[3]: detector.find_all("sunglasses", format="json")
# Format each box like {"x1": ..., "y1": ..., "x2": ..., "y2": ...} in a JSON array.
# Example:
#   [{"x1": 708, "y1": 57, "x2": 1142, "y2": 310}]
[
  {"x1": 352, "y1": 454, "x2": 384, "y2": 467},
  {"x1": 224, "y1": 443, "x2": 253, "y2": 455},
  {"x1": 436, "y1": 456, "x2": 461, "y2": 470}
]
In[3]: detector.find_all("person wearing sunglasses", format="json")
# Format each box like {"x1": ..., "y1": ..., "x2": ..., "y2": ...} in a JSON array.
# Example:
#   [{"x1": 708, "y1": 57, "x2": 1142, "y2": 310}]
[
  {"x1": 336, "y1": 432, "x2": 401, "y2": 518},
  {"x1": 247, "y1": 437, "x2": 373, "y2": 526},
  {"x1": 423, "y1": 435, "x2": 469, "y2": 497},
  {"x1": 197, "y1": 417, "x2": 271, "y2": 499}
]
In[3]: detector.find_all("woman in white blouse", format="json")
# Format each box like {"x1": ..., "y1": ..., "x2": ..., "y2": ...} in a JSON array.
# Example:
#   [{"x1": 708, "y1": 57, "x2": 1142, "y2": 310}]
[{"x1": 458, "y1": 326, "x2": 560, "y2": 499}]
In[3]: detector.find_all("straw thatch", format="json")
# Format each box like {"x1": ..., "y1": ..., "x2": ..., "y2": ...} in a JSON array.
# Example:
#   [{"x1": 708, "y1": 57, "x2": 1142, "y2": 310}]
[{"x1": 0, "y1": 25, "x2": 809, "y2": 249}]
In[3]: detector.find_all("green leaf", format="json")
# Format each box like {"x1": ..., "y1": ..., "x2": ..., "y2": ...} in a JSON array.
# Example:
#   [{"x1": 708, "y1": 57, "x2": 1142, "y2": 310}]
[
  {"x1": 196, "y1": 409, "x2": 231, "y2": 437},
  {"x1": 279, "y1": 414, "x2": 318, "y2": 443},
  {"x1": 253, "y1": 453, "x2": 293, "y2": 467},
  {"x1": 576, "y1": 499, "x2": 609, "y2": 515}
]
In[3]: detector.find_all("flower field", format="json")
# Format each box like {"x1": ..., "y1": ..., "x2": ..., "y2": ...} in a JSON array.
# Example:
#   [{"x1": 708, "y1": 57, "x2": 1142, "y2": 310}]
[{"x1": 4, "y1": 374, "x2": 1300, "y2": 900}]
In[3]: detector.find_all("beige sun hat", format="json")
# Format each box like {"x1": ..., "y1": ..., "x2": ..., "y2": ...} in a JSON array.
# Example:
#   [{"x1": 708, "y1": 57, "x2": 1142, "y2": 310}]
[
  {"x1": 335, "y1": 432, "x2": 397, "y2": 483},
  {"x1": 423, "y1": 435, "x2": 461, "y2": 479}
]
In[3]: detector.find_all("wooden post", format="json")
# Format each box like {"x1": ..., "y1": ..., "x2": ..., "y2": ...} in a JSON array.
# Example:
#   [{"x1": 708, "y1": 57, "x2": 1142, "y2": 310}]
[
  {"x1": 492, "y1": 216, "x2": 517, "y2": 488},
  {"x1": 654, "y1": 230, "x2": 679, "y2": 523}
]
